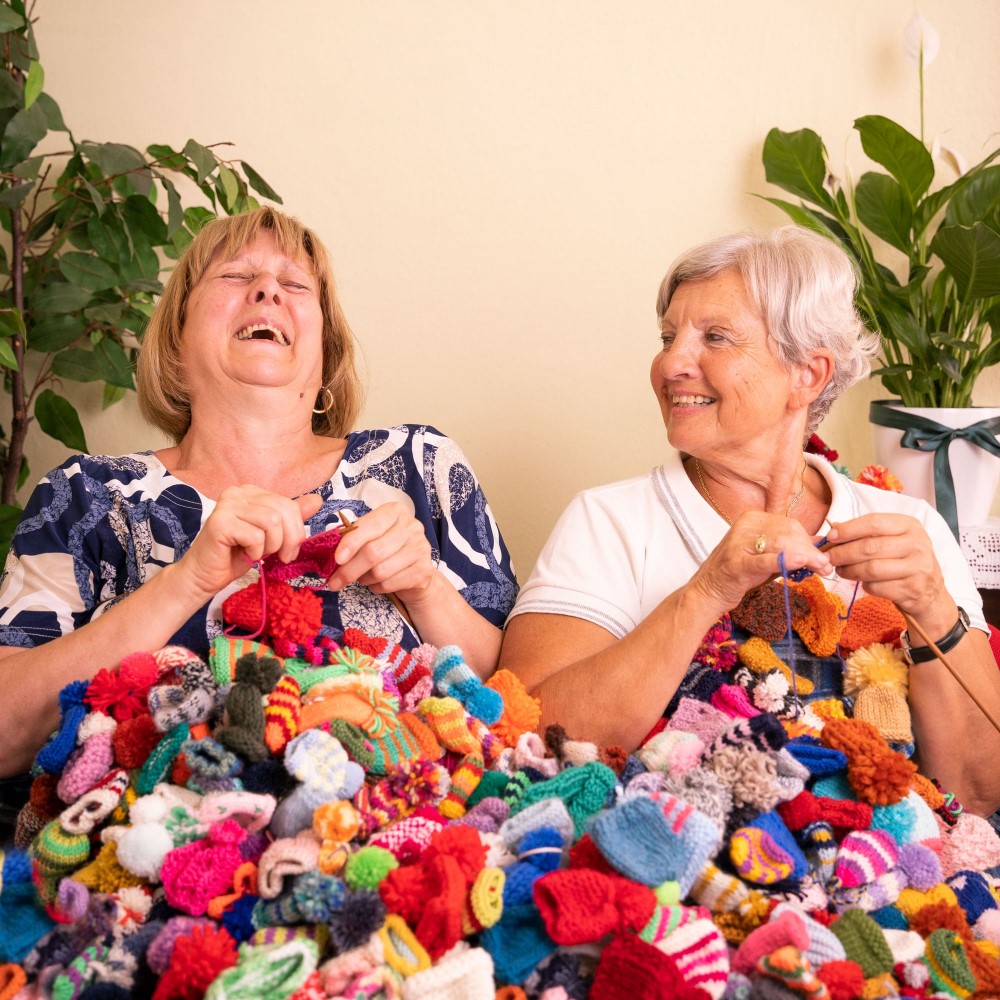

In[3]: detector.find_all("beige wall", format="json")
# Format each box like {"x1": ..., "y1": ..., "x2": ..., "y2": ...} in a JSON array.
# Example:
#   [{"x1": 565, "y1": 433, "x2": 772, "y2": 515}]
[{"x1": 32, "y1": 1, "x2": 1000, "y2": 580}]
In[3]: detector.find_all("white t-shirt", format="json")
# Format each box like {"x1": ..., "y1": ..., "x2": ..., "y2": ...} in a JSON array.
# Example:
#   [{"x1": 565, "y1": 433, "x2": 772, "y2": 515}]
[{"x1": 509, "y1": 449, "x2": 986, "y2": 638}]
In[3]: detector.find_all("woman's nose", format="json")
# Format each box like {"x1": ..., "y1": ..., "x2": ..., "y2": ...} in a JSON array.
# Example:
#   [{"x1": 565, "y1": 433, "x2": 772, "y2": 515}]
[
  {"x1": 251, "y1": 273, "x2": 281, "y2": 304},
  {"x1": 659, "y1": 330, "x2": 700, "y2": 378}
]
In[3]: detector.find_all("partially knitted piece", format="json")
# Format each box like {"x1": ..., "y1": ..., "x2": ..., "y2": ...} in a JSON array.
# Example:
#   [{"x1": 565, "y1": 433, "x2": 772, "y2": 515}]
[
  {"x1": 819, "y1": 717, "x2": 915, "y2": 806},
  {"x1": 432, "y1": 645, "x2": 503, "y2": 724}
]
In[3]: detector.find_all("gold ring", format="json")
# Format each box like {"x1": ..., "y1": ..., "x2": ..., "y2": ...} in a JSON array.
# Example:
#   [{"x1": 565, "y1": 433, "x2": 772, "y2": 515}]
[{"x1": 754, "y1": 534, "x2": 766, "y2": 554}]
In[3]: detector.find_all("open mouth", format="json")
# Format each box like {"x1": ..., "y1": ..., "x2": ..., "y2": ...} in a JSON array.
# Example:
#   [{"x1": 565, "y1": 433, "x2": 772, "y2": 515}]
[
  {"x1": 671, "y1": 394, "x2": 715, "y2": 406},
  {"x1": 234, "y1": 323, "x2": 289, "y2": 346}
]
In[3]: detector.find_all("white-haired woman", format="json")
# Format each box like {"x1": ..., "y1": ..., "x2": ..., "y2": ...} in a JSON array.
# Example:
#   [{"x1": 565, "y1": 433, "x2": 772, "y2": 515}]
[{"x1": 501, "y1": 225, "x2": 1000, "y2": 817}]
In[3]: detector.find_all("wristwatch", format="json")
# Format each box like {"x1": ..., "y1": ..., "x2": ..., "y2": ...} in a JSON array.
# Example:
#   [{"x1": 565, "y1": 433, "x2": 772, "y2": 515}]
[{"x1": 899, "y1": 607, "x2": 970, "y2": 664}]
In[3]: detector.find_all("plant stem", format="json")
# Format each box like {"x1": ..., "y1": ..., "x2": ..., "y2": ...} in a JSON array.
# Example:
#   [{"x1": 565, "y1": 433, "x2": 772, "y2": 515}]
[{"x1": 4, "y1": 210, "x2": 27, "y2": 507}]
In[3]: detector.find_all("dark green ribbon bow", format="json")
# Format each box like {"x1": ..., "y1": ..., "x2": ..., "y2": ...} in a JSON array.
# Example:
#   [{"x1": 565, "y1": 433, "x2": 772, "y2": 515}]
[{"x1": 869, "y1": 400, "x2": 1000, "y2": 540}]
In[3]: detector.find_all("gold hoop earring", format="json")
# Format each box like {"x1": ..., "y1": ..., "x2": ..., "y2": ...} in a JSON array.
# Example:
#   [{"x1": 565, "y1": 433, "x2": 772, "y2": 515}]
[{"x1": 312, "y1": 386, "x2": 335, "y2": 415}]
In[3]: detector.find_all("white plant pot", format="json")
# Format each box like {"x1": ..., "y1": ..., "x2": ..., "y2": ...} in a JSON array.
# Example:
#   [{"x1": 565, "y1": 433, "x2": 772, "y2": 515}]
[{"x1": 870, "y1": 403, "x2": 1000, "y2": 528}]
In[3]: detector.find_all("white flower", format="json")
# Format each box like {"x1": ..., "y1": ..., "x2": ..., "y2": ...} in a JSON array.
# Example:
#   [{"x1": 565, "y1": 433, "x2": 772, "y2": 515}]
[
  {"x1": 931, "y1": 135, "x2": 968, "y2": 177},
  {"x1": 902, "y1": 13, "x2": 940, "y2": 68}
]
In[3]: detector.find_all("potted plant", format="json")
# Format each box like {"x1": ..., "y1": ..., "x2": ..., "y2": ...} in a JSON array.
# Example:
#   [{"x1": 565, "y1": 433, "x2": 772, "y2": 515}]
[
  {"x1": 759, "y1": 14, "x2": 1000, "y2": 537},
  {"x1": 0, "y1": 2, "x2": 282, "y2": 562}
]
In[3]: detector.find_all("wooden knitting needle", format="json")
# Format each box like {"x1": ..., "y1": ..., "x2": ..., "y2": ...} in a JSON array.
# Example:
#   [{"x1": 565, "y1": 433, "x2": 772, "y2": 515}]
[{"x1": 901, "y1": 611, "x2": 1000, "y2": 737}]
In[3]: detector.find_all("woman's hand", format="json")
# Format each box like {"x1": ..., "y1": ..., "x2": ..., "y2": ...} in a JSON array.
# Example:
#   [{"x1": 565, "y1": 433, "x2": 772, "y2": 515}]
[
  {"x1": 179, "y1": 486, "x2": 324, "y2": 602},
  {"x1": 824, "y1": 514, "x2": 953, "y2": 628},
  {"x1": 326, "y1": 502, "x2": 438, "y2": 607},
  {"x1": 688, "y1": 512, "x2": 834, "y2": 614}
]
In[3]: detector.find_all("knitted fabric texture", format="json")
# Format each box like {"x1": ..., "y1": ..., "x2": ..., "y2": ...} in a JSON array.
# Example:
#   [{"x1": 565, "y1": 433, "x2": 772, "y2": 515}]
[
  {"x1": 732, "y1": 583, "x2": 809, "y2": 642},
  {"x1": 819, "y1": 717, "x2": 915, "y2": 806},
  {"x1": 837, "y1": 596, "x2": 905, "y2": 654}
]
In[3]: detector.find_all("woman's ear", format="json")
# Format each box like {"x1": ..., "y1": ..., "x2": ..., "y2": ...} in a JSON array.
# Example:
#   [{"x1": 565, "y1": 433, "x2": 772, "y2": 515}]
[{"x1": 791, "y1": 350, "x2": 834, "y2": 409}]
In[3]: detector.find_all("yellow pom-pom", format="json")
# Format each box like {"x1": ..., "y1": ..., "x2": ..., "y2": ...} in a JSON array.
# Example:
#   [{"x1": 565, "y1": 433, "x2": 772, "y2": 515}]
[{"x1": 844, "y1": 643, "x2": 908, "y2": 696}]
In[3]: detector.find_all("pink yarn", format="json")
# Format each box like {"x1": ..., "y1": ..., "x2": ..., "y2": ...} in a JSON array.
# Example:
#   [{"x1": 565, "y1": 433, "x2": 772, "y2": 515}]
[
  {"x1": 159, "y1": 819, "x2": 247, "y2": 916},
  {"x1": 710, "y1": 684, "x2": 761, "y2": 719},
  {"x1": 665, "y1": 697, "x2": 733, "y2": 745},
  {"x1": 257, "y1": 831, "x2": 322, "y2": 899},
  {"x1": 974, "y1": 908, "x2": 1000, "y2": 946},
  {"x1": 56, "y1": 729, "x2": 115, "y2": 804},
  {"x1": 513, "y1": 732, "x2": 560, "y2": 778}
]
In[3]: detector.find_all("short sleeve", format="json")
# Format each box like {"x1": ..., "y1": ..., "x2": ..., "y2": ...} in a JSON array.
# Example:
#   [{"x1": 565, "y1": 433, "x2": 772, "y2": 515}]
[
  {"x1": 0, "y1": 459, "x2": 103, "y2": 648},
  {"x1": 508, "y1": 490, "x2": 643, "y2": 639},
  {"x1": 410, "y1": 426, "x2": 519, "y2": 628}
]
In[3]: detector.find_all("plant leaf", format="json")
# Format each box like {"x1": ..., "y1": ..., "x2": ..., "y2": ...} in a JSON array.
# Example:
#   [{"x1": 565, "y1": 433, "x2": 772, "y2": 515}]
[
  {"x1": 35, "y1": 389, "x2": 87, "y2": 452},
  {"x1": 0, "y1": 338, "x2": 18, "y2": 370},
  {"x1": 854, "y1": 115, "x2": 934, "y2": 207},
  {"x1": 57, "y1": 251, "x2": 119, "y2": 292},
  {"x1": 216, "y1": 164, "x2": 239, "y2": 212},
  {"x1": 146, "y1": 143, "x2": 187, "y2": 169},
  {"x1": 31, "y1": 281, "x2": 93, "y2": 315},
  {"x1": 29, "y1": 314, "x2": 86, "y2": 352},
  {"x1": 80, "y1": 141, "x2": 147, "y2": 177},
  {"x1": 854, "y1": 172, "x2": 912, "y2": 254},
  {"x1": 0, "y1": 100, "x2": 47, "y2": 169},
  {"x1": 762, "y1": 128, "x2": 836, "y2": 213},
  {"x1": 94, "y1": 338, "x2": 135, "y2": 389},
  {"x1": 122, "y1": 194, "x2": 168, "y2": 245},
  {"x1": 0, "y1": 179, "x2": 33, "y2": 210},
  {"x1": 183, "y1": 138, "x2": 216, "y2": 184},
  {"x1": 23, "y1": 59, "x2": 43, "y2": 109},
  {"x1": 87, "y1": 216, "x2": 130, "y2": 267},
  {"x1": 931, "y1": 222, "x2": 1000, "y2": 301},
  {"x1": 163, "y1": 177, "x2": 183, "y2": 237},
  {"x1": 102, "y1": 383, "x2": 127, "y2": 409},
  {"x1": 241, "y1": 161, "x2": 283, "y2": 203},
  {"x1": 945, "y1": 165, "x2": 1000, "y2": 230},
  {"x1": 0, "y1": 7, "x2": 26, "y2": 30},
  {"x1": 35, "y1": 92, "x2": 66, "y2": 131},
  {"x1": 51, "y1": 347, "x2": 104, "y2": 382},
  {"x1": 183, "y1": 206, "x2": 215, "y2": 233}
]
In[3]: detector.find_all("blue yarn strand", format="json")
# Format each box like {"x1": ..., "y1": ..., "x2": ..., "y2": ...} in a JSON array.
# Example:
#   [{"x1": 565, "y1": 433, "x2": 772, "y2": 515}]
[{"x1": 776, "y1": 551, "x2": 800, "y2": 718}]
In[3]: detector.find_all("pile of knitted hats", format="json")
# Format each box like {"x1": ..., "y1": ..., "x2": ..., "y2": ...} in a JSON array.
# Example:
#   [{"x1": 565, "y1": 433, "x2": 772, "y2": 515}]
[{"x1": 2, "y1": 541, "x2": 999, "y2": 998}]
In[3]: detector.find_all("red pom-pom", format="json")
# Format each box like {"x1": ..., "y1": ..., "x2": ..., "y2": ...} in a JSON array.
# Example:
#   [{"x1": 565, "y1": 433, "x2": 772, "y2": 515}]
[
  {"x1": 151, "y1": 924, "x2": 238, "y2": 1000},
  {"x1": 816, "y1": 960, "x2": 866, "y2": 1000},
  {"x1": 266, "y1": 582, "x2": 323, "y2": 644},
  {"x1": 86, "y1": 654, "x2": 157, "y2": 721},
  {"x1": 113, "y1": 714, "x2": 161, "y2": 769}
]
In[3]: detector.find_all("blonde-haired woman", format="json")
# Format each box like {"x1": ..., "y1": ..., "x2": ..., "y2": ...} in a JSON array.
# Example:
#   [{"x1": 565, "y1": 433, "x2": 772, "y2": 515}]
[{"x1": 0, "y1": 207, "x2": 516, "y2": 776}]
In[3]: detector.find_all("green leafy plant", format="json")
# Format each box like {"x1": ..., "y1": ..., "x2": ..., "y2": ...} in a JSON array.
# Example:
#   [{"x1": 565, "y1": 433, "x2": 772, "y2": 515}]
[
  {"x1": 0, "y1": 2, "x2": 282, "y2": 556},
  {"x1": 760, "y1": 16, "x2": 1000, "y2": 410}
]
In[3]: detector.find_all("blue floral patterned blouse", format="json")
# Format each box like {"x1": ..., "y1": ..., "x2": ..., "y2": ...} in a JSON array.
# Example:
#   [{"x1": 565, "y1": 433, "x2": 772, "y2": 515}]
[{"x1": 0, "y1": 425, "x2": 518, "y2": 658}]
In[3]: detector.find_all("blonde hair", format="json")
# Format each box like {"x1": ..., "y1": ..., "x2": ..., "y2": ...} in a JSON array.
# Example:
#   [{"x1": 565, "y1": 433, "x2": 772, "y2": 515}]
[
  {"x1": 136, "y1": 206, "x2": 363, "y2": 442},
  {"x1": 656, "y1": 225, "x2": 880, "y2": 434}
]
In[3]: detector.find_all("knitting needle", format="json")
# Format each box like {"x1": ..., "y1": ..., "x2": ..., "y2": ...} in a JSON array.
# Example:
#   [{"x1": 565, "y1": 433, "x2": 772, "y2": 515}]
[
  {"x1": 335, "y1": 509, "x2": 358, "y2": 533},
  {"x1": 901, "y1": 611, "x2": 1000, "y2": 737}
]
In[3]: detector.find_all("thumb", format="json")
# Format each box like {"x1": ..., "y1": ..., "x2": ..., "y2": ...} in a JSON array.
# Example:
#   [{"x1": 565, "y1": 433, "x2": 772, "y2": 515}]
[{"x1": 296, "y1": 493, "x2": 325, "y2": 522}]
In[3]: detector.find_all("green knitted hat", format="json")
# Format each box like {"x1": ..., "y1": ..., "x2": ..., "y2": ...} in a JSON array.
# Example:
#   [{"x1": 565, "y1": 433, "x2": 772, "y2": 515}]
[{"x1": 830, "y1": 908, "x2": 894, "y2": 978}]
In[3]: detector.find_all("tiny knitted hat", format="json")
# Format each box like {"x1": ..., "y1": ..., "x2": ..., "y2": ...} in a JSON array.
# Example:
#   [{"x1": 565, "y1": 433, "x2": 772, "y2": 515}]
[
  {"x1": 513, "y1": 761, "x2": 617, "y2": 839},
  {"x1": 204, "y1": 938, "x2": 318, "y2": 1000},
  {"x1": 833, "y1": 829, "x2": 900, "y2": 890},
  {"x1": 402, "y1": 944, "x2": 496, "y2": 1000},
  {"x1": 661, "y1": 765, "x2": 733, "y2": 834},
  {"x1": 753, "y1": 945, "x2": 830, "y2": 999},
  {"x1": 783, "y1": 738, "x2": 847, "y2": 777},
  {"x1": 479, "y1": 903, "x2": 556, "y2": 987},
  {"x1": 56, "y1": 724, "x2": 116, "y2": 804},
  {"x1": 499, "y1": 797, "x2": 575, "y2": 853},
  {"x1": 665, "y1": 696, "x2": 734, "y2": 745},
  {"x1": 589, "y1": 932, "x2": 705, "y2": 1000},
  {"x1": 819, "y1": 717, "x2": 915, "y2": 807},
  {"x1": 790, "y1": 573, "x2": 845, "y2": 657},
  {"x1": 414, "y1": 696, "x2": 482, "y2": 756},
  {"x1": 946, "y1": 870, "x2": 997, "y2": 925},
  {"x1": 709, "y1": 712, "x2": 788, "y2": 756},
  {"x1": 688, "y1": 860, "x2": 751, "y2": 915},
  {"x1": 938, "y1": 812, "x2": 1000, "y2": 878},
  {"x1": 354, "y1": 759, "x2": 448, "y2": 841},
  {"x1": 830, "y1": 909, "x2": 894, "y2": 978},
  {"x1": 747, "y1": 810, "x2": 809, "y2": 882},
  {"x1": 922, "y1": 928, "x2": 976, "y2": 999},
  {"x1": 657, "y1": 916, "x2": 730, "y2": 999},
  {"x1": 732, "y1": 908, "x2": 810, "y2": 975},
  {"x1": 533, "y1": 867, "x2": 656, "y2": 945},
  {"x1": 588, "y1": 795, "x2": 696, "y2": 889},
  {"x1": 284, "y1": 729, "x2": 364, "y2": 807},
  {"x1": 772, "y1": 903, "x2": 847, "y2": 969},
  {"x1": 486, "y1": 669, "x2": 542, "y2": 748},
  {"x1": 440, "y1": 753, "x2": 485, "y2": 819},
  {"x1": 730, "y1": 826, "x2": 795, "y2": 885},
  {"x1": 263, "y1": 674, "x2": 302, "y2": 755},
  {"x1": 798, "y1": 821, "x2": 838, "y2": 885},
  {"x1": 432, "y1": 645, "x2": 504, "y2": 725}
]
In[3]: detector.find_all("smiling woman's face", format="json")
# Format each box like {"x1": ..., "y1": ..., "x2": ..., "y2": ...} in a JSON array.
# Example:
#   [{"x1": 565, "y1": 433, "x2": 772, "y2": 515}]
[{"x1": 179, "y1": 229, "x2": 325, "y2": 405}]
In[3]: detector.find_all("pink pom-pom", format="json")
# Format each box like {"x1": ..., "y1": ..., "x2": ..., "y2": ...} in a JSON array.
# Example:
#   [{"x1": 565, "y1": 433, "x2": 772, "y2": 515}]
[{"x1": 974, "y1": 908, "x2": 1000, "y2": 945}]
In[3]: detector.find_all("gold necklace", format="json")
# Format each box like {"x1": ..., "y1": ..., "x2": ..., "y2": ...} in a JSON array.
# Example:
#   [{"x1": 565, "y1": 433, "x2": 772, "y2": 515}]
[{"x1": 693, "y1": 458, "x2": 806, "y2": 527}]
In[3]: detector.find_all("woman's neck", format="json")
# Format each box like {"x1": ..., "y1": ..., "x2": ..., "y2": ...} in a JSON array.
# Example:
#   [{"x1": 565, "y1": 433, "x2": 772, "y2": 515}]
[{"x1": 157, "y1": 401, "x2": 347, "y2": 498}]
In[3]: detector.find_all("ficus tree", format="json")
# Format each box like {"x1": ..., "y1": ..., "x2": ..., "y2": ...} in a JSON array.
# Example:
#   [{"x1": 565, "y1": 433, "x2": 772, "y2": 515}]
[{"x1": 0, "y1": 1, "x2": 282, "y2": 558}]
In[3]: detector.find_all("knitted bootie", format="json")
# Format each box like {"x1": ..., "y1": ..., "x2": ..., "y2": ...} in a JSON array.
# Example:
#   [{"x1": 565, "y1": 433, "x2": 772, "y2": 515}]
[
  {"x1": 264, "y1": 674, "x2": 302, "y2": 755},
  {"x1": 432, "y1": 645, "x2": 504, "y2": 724}
]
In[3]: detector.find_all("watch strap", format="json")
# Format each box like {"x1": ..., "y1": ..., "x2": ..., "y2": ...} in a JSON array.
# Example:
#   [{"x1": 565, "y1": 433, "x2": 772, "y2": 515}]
[{"x1": 901, "y1": 607, "x2": 970, "y2": 664}]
